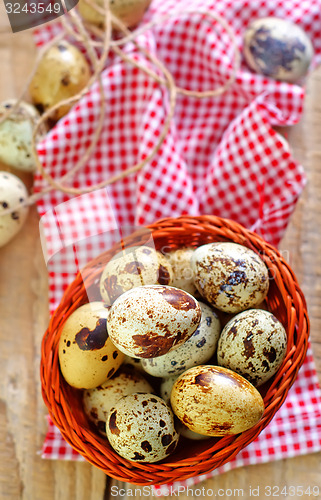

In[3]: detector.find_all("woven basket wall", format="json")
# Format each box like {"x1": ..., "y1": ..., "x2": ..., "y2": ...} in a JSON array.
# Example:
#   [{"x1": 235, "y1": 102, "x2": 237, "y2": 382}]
[{"x1": 40, "y1": 215, "x2": 309, "y2": 485}]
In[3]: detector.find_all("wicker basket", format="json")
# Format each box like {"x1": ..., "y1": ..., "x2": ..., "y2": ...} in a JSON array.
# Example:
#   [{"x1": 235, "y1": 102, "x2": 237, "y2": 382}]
[{"x1": 40, "y1": 215, "x2": 309, "y2": 485}]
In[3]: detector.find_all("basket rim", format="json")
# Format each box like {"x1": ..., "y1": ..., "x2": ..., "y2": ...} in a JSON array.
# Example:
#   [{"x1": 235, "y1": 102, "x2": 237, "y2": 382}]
[{"x1": 40, "y1": 215, "x2": 310, "y2": 485}]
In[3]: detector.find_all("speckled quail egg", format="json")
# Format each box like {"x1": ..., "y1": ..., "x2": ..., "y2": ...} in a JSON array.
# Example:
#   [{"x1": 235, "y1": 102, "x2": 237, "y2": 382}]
[
  {"x1": 243, "y1": 17, "x2": 314, "y2": 82},
  {"x1": 58, "y1": 301, "x2": 124, "y2": 389},
  {"x1": 0, "y1": 171, "x2": 29, "y2": 247},
  {"x1": 191, "y1": 242, "x2": 269, "y2": 313},
  {"x1": 159, "y1": 375, "x2": 178, "y2": 405},
  {"x1": 217, "y1": 308, "x2": 287, "y2": 386},
  {"x1": 29, "y1": 41, "x2": 91, "y2": 121},
  {"x1": 83, "y1": 364, "x2": 154, "y2": 435},
  {"x1": 107, "y1": 285, "x2": 201, "y2": 358},
  {"x1": 78, "y1": 0, "x2": 152, "y2": 30},
  {"x1": 170, "y1": 365, "x2": 265, "y2": 437},
  {"x1": 106, "y1": 393, "x2": 179, "y2": 462},
  {"x1": 141, "y1": 301, "x2": 221, "y2": 377},
  {"x1": 176, "y1": 420, "x2": 210, "y2": 441},
  {"x1": 0, "y1": 100, "x2": 46, "y2": 172},
  {"x1": 159, "y1": 376, "x2": 210, "y2": 441},
  {"x1": 122, "y1": 355, "x2": 145, "y2": 373},
  {"x1": 99, "y1": 245, "x2": 173, "y2": 305},
  {"x1": 165, "y1": 247, "x2": 200, "y2": 296}
]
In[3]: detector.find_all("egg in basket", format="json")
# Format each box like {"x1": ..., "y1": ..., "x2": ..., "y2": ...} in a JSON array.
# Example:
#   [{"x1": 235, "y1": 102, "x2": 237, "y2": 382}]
[{"x1": 40, "y1": 215, "x2": 309, "y2": 485}]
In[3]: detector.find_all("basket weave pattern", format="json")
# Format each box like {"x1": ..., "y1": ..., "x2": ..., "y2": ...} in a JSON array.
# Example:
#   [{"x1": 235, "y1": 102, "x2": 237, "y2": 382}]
[{"x1": 40, "y1": 215, "x2": 309, "y2": 485}]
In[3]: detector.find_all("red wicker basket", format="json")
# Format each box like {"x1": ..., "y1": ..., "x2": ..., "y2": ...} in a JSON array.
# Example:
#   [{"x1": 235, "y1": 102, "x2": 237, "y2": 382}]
[{"x1": 40, "y1": 215, "x2": 309, "y2": 485}]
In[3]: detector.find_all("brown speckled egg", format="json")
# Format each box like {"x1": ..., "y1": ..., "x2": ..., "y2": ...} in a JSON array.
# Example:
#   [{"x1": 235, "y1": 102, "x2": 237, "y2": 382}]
[
  {"x1": 83, "y1": 364, "x2": 154, "y2": 435},
  {"x1": 191, "y1": 242, "x2": 269, "y2": 313},
  {"x1": 165, "y1": 247, "x2": 199, "y2": 296},
  {"x1": 217, "y1": 309, "x2": 287, "y2": 386},
  {"x1": 159, "y1": 376, "x2": 209, "y2": 441},
  {"x1": 0, "y1": 171, "x2": 29, "y2": 247},
  {"x1": 107, "y1": 285, "x2": 201, "y2": 358},
  {"x1": 170, "y1": 365, "x2": 264, "y2": 436},
  {"x1": 100, "y1": 245, "x2": 173, "y2": 305},
  {"x1": 58, "y1": 301, "x2": 124, "y2": 389},
  {"x1": 106, "y1": 393, "x2": 179, "y2": 463},
  {"x1": 141, "y1": 301, "x2": 221, "y2": 377},
  {"x1": 243, "y1": 17, "x2": 314, "y2": 83}
]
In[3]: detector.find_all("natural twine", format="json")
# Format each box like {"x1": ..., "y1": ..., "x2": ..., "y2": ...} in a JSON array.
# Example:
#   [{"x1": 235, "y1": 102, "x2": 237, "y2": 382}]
[{"x1": 0, "y1": 0, "x2": 241, "y2": 216}]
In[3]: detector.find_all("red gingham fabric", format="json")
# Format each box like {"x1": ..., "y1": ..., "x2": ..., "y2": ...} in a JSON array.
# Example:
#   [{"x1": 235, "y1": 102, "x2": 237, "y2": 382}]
[{"x1": 35, "y1": 0, "x2": 321, "y2": 488}]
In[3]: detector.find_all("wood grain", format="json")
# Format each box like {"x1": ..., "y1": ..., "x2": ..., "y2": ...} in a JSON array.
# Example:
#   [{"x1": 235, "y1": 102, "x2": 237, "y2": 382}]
[{"x1": 0, "y1": 13, "x2": 320, "y2": 500}]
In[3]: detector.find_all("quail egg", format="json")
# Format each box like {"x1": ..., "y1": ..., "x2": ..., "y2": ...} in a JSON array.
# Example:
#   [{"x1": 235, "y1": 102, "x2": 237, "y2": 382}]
[
  {"x1": 141, "y1": 301, "x2": 221, "y2": 377},
  {"x1": 191, "y1": 242, "x2": 269, "y2": 313},
  {"x1": 165, "y1": 247, "x2": 200, "y2": 296},
  {"x1": 29, "y1": 41, "x2": 91, "y2": 121},
  {"x1": 83, "y1": 364, "x2": 154, "y2": 434},
  {"x1": 159, "y1": 376, "x2": 210, "y2": 441},
  {"x1": 58, "y1": 301, "x2": 124, "y2": 389},
  {"x1": 0, "y1": 171, "x2": 29, "y2": 247},
  {"x1": 170, "y1": 365, "x2": 265, "y2": 437},
  {"x1": 122, "y1": 355, "x2": 145, "y2": 373},
  {"x1": 78, "y1": 0, "x2": 152, "y2": 30},
  {"x1": 0, "y1": 100, "x2": 46, "y2": 172},
  {"x1": 106, "y1": 393, "x2": 179, "y2": 463},
  {"x1": 243, "y1": 17, "x2": 314, "y2": 82},
  {"x1": 100, "y1": 245, "x2": 173, "y2": 304},
  {"x1": 159, "y1": 375, "x2": 178, "y2": 405},
  {"x1": 107, "y1": 285, "x2": 201, "y2": 358},
  {"x1": 217, "y1": 308, "x2": 287, "y2": 386}
]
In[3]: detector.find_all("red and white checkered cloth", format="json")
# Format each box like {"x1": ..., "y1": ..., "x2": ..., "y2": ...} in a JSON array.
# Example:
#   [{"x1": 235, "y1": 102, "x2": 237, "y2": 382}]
[{"x1": 35, "y1": 0, "x2": 321, "y2": 489}]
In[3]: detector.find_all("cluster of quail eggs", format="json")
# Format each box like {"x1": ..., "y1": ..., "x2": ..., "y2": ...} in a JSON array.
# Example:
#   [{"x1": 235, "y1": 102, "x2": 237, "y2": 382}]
[{"x1": 58, "y1": 240, "x2": 288, "y2": 463}]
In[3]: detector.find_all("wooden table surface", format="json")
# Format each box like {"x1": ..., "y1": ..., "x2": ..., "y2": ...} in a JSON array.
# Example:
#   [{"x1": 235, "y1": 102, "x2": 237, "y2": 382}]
[{"x1": 0, "y1": 8, "x2": 321, "y2": 500}]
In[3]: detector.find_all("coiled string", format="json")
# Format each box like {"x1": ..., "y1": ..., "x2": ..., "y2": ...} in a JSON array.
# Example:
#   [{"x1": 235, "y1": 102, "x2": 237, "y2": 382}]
[{"x1": 0, "y1": 0, "x2": 241, "y2": 215}]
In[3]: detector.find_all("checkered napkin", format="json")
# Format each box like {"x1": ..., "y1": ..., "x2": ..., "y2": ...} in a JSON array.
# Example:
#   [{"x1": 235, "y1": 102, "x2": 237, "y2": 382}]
[{"x1": 35, "y1": 0, "x2": 321, "y2": 489}]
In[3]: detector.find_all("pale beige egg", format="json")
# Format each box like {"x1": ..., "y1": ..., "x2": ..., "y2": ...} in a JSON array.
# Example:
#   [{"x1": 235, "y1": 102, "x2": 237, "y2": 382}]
[
  {"x1": 170, "y1": 365, "x2": 264, "y2": 436},
  {"x1": 159, "y1": 375, "x2": 178, "y2": 405},
  {"x1": 165, "y1": 247, "x2": 199, "y2": 296}
]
